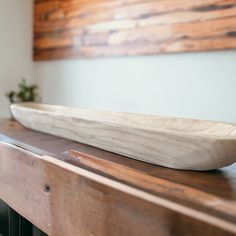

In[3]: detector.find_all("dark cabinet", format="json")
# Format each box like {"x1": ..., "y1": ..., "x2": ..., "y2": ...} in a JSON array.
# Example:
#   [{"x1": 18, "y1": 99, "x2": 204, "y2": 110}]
[{"x1": 0, "y1": 200, "x2": 47, "y2": 236}]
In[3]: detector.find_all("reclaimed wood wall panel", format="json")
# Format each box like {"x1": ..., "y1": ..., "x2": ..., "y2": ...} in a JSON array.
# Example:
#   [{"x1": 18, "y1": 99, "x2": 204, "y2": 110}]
[{"x1": 34, "y1": 0, "x2": 236, "y2": 60}]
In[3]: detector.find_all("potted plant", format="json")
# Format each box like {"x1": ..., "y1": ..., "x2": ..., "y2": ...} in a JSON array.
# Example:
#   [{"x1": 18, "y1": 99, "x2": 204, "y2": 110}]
[{"x1": 6, "y1": 79, "x2": 39, "y2": 119}]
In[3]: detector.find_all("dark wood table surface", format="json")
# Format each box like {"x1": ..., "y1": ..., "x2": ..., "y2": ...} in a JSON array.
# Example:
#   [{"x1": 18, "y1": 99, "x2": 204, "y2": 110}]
[{"x1": 0, "y1": 118, "x2": 236, "y2": 236}]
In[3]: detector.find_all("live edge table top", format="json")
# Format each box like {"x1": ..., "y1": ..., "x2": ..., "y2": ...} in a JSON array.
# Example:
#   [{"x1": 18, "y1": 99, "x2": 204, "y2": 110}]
[{"x1": 0, "y1": 118, "x2": 236, "y2": 235}]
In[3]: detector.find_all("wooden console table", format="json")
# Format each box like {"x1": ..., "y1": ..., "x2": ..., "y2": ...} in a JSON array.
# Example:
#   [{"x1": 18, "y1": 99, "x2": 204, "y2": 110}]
[{"x1": 0, "y1": 119, "x2": 236, "y2": 236}]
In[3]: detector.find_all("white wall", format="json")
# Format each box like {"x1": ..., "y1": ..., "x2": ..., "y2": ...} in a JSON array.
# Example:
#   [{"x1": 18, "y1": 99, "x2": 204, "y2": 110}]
[
  {"x1": 35, "y1": 50, "x2": 236, "y2": 123},
  {"x1": 0, "y1": 0, "x2": 34, "y2": 117}
]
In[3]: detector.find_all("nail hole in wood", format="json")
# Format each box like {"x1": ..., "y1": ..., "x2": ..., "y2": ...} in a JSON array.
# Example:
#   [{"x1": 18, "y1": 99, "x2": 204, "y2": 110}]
[{"x1": 44, "y1": 184, "x2": 51, "y2": 193}]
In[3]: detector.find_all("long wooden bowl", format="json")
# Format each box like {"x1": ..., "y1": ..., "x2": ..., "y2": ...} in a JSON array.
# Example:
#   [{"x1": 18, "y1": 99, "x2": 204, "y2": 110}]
[{"x1": 11, "y1": 103, "x2": 236, "y2": 171}]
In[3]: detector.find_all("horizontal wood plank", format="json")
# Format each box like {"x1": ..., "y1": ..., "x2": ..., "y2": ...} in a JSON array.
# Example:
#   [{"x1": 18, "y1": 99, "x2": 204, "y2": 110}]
[
  {"x1": 1, "y1": 119, "x2": 236, "y2": 235},
  {"x1": 34, "y1": 0, "x2": 236, "y2": 60},
  {"x1": 1, "y1": 142, "x2": 236, "y2": 235}
]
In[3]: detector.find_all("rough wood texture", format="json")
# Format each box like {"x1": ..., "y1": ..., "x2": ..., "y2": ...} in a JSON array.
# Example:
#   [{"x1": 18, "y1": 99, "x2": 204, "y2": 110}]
[
  {"x1": 68, "y1": 149, "x2": 236, "y2": 223},
  {"x1": 0, "y1": 119, "x2": 236, "y2": 235},
  {"x1": 34, "y1": 0, "x2": 236, "y2": 60},
  {"x1": 11, "y1": 103, "x2": 236, "y2": 170}
]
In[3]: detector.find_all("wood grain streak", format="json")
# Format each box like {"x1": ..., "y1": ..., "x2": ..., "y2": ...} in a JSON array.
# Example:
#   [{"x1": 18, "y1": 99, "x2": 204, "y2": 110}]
[
  {"x1": 34, "y1": 0, "x2": 236, "y2": 60},
  {"x1": 68, "y1": 149, "x2": 236, "y2": 225}
]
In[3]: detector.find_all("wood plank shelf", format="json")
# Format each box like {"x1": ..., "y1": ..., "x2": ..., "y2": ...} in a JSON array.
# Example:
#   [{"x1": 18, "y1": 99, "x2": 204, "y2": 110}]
[{"x1": 0, "y1": 119, "x2": 236, "y2": 236}]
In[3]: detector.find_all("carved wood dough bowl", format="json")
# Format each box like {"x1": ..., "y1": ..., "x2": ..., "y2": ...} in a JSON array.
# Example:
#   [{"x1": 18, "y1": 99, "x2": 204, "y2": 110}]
[{"x1": 11, "y1": 103, "x2": 236, "y2": 171}]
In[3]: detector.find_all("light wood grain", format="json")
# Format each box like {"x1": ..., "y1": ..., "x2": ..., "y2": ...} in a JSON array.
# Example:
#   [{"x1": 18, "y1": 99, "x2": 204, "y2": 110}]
[
  {"x1": 34, "y1": 0, "x2": 236, "y2": 60},
  {"x1": 11, "y1": 103, "x2": 236, "y2": 171},
  {"x1": 1, "y1": 142, "x2": 236, "y2": 236}
]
